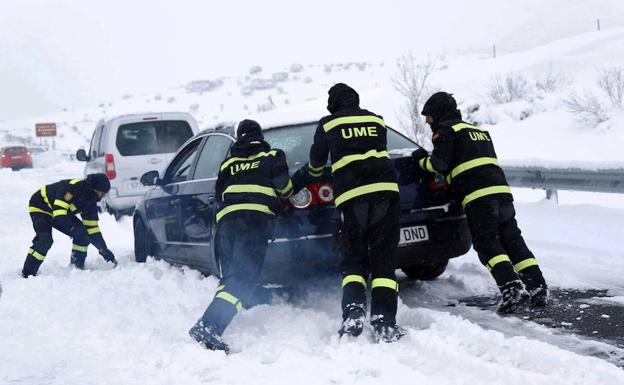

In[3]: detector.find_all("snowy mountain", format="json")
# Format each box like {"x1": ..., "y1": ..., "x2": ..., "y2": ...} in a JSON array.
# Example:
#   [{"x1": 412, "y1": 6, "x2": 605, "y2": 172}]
[{"x1": 2, "y1": 26, "x2": 624, "y2": 168}]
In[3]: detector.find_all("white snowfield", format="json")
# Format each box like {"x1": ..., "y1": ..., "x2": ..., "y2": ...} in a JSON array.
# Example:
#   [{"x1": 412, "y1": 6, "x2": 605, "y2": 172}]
[{"x1": 1, "y1": 147, "x2": 624, "y2": 384}]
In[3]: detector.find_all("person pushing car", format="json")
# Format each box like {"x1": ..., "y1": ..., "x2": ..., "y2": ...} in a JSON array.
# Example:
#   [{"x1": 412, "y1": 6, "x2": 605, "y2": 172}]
[
  {"x1": 304, "y1": 83, "x2": 405, "y2": 343},
  {"x1": 188, "y1": 119, "x2": 300, "y2": 352},
  {"x1": 22, "y1": 173, "x2": 117, "y2": 277},
  {"x1": 412, "y1": 92, "x2": 548, "y2": 313}
]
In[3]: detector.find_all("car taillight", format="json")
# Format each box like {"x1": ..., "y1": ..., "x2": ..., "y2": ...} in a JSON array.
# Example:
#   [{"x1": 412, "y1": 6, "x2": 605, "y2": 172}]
[
  {"x1": 289, "y1": 187, "x2": 313, "y2": 209},
  {"x1": 428, "y1": 174, "x2": 447, "y2": 190},
  {"x1": 287, "y1": 183, "x2": 334, "y2": 209},
  {"x1": 105, "y1": 154, "x2": 117, "y2": 180},
  {"x1": 317, "y1": 184, "x2": 334, "y2": 203}
]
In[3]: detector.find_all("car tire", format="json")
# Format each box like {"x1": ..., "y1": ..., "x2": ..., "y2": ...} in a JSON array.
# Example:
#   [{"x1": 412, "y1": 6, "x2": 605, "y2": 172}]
[
  {"x1": 401, "y1": 260, "x2": 449, "y2": 281},
  {"x1": 134, "y1": 217, "x2": 150, "y2": 263}
]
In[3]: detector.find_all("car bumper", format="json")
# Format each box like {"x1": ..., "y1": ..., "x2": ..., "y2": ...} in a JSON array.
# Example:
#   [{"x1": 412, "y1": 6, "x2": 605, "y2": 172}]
[
  {"x1": 396, "y1": 215, "x2": 471, "y2": 267},
  {"x1": 104, "y1": 189, "x2": 144, "y2": 212}
]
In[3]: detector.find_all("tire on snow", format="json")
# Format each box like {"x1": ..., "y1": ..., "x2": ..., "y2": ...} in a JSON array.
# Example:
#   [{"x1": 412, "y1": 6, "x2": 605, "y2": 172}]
[
  {"x1": 401, "y1": 260, "x2": 449, "y2": 281},
  {"x1": 134, "y1": 217, "x2": 151, "y2": 263}
]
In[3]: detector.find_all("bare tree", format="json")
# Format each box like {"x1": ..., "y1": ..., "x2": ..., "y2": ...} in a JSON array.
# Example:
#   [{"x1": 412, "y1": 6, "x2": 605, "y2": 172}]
[
  {"x1": 599, "y1": 66, "x2": 624, "y2": 108},
  {"x1": 488, "y1": 73, "x2": 530, "y2": 104},
  {"x1": 564, "y1": 92, "x2": 609, "y2": 126},
  {"x1": 392, "y1": 52, "x2": 437, "y2": 146},
  {"x1": 536, "y1": 64, "x2": 571, "y2": 93}
]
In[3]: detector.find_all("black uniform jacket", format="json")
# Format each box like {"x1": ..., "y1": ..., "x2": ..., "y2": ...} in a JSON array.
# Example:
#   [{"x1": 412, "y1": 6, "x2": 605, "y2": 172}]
[
  {"x1": 29, "y1": 178, "x2": 108, "y2": 250},
  {"x1": 308, "y1": 108, "x2": 399, "y2": 208},
  {"x1": 419, "y1": 114, "x2": 512, "y2": 208},
  {"x1": 215, "y1": 140, "x2": 294, "y2": 223}
]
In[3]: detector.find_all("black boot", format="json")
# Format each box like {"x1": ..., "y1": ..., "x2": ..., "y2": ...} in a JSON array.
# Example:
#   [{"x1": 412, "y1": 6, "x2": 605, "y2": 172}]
[
  {"x1": 519, "y1": 267, "x2": 549, "y2": 307},
  {"x1": 372, "y1": 322, "x2": 407, "y2": 343},
  {"x1": 497, "y1": 280, "x2": 530, "y2": 314},
  {"x1": 528, "y1": 285, "x2": 549, "y2": 307},
  {"x1": 338, "y1": 305, "x2": 366, "y2": 338},
  {"x1": 22, "y1": 254, "x2": 43, "y2": 278},
  {"x1": 189, "y1": 320, "x2": 230, "y2": 353},
  {"x1": 70, "y1": 251, "x2": 86, "y2": 269}
]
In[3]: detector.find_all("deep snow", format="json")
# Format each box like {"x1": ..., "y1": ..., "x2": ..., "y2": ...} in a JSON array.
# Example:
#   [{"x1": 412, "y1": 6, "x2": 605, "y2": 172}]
[{"x1": 0, "y1": 143, "x2": 623, "y2": 385}]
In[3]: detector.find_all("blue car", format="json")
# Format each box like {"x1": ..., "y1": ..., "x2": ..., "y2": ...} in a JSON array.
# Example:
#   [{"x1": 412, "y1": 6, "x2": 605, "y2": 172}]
[{"x1": 133, "y1": 121, "x2": 471, "y2": 282}]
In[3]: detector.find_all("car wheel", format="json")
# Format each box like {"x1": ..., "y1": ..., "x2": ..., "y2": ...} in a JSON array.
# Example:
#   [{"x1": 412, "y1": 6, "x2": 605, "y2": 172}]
[
  {"x1": 401, "y1": 260, "x2": 449, "y2": 281},
  {"x1": 134, "y1": 217, "x2": 150, "y2": 263}
]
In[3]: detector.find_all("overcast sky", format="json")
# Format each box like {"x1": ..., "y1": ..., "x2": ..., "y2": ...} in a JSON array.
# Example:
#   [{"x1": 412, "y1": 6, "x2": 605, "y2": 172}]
[{"x1": 1, "y1": 0, "x2": 623, "y2": 121}]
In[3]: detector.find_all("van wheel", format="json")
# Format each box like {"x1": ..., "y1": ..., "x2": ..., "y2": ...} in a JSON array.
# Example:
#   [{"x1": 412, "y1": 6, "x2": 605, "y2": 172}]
[
  {"x1": 401, "y1": 260, "x2": 449, "y2": 281},
  {"x1": 134, "y1": 217, "x2": 150, "y2": 263}
]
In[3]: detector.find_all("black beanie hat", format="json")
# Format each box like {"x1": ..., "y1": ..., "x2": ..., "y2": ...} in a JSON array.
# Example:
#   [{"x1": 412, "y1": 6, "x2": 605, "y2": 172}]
[
  {"x1": 421, "y1": 92, "x2": 457, "y2": 120},
  {"x1": 86, "y1": 173, "x2": 111, "y2": 193},
  {"x1": 327, "y1": 83, "x2": 360, "y2": 114},
  {"x1": 236, "y1": 119, "x2": 263, "y2": 142}
]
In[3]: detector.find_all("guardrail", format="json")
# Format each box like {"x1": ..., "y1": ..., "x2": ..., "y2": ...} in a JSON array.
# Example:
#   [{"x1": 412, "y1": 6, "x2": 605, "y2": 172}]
[{"x1": 502, "y1": 166, "x2": 624, "y2": 201}]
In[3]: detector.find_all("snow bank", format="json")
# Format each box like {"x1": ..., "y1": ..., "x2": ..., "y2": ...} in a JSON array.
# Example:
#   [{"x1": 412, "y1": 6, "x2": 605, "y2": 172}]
[{"x1": 1, "y1": 131, "x2": 624, "y2": 385}]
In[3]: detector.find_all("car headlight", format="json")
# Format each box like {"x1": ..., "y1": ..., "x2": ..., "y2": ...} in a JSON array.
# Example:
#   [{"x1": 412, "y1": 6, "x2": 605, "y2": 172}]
[{"x1": 289, "y1": 187, "x2": 312, "y2": 209}]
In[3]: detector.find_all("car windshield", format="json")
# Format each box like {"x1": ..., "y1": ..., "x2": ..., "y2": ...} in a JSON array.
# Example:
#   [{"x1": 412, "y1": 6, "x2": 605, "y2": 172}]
[
  {"x1": 263, "y1": 123, "x2": 417, "y2": 167},
  {"x1": 116, "y1": 120, "x2": 193, "y2": 156}
]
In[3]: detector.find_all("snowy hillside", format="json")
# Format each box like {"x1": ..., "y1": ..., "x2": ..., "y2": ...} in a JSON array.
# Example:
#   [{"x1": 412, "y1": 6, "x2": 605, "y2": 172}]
[
  {"x1": 2, "y1": 27, "x2": 624, "y2": 169},
  {"x1": 1, "y1": 148, "x2": 624, "y2": 384}
]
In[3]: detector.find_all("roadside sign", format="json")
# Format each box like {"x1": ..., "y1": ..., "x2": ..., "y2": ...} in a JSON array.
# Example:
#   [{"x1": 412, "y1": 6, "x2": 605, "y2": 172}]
[{"x1": 36, "y1": 123, "x2": 57, "y2": 137}]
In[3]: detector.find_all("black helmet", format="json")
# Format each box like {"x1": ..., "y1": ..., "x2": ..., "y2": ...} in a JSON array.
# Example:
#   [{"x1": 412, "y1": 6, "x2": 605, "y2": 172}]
[
  {"x1": 85, "y1": 173, "x2": 111, "y2": 193},
  {"x1": 421, "y1": 92, "x2": 457, "y2": 121},
  {"x1": 327, "y1": 83, "x2": 359, "y2": 114},
  {"x1": 236, "y1": 119, "x2": 263, "y2": 142}
]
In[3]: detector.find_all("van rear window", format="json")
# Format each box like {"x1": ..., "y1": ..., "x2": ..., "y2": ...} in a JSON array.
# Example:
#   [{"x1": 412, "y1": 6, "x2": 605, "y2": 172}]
[{"x1": 116, "y1": 120, "x2": 193, "y2": 156}]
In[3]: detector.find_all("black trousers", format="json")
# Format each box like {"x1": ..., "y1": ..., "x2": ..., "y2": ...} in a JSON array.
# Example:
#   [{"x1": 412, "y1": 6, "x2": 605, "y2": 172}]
[
  {"x1": 339, "y1": 197, "x2": 400, "y2": 325},
  {"x1": 199, "y1": 212, "x2": 271, "y2": 335},
  {"x1": 465, "y1": 197, "x2": 547, "y2": 291},
  {"x1": 22, "y1": 194, "x2": 90, "y2": 277}
]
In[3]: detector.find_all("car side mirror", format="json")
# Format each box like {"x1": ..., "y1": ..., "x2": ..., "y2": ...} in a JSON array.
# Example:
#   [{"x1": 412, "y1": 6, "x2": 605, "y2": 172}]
[
  {"x1": 76, "y1": 149, "x2": 89, "y2": 162},
  {"x1": 140, "y1": 170, "x2": 161, "y2": 186}
]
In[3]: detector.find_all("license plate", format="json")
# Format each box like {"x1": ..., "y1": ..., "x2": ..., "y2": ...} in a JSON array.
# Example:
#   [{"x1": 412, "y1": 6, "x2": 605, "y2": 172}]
[
  {"x1": 124, "y1": 180, "x2": 147, "y2": 191},
  {"x1": 399, "y1": 225, "x2": 429, "y2": 246},
  {"x1": 11, "y1": 156, "x2": 20, "y2": 160}
]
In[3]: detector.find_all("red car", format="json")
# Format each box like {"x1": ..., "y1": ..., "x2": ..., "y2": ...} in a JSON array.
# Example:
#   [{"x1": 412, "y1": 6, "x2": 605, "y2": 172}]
[{"x1": 0, "y1": 146, "x2": 33, "y2": 170}]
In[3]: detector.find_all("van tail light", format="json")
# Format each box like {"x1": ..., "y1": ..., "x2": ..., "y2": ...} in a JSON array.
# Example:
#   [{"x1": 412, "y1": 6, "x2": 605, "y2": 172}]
[
  {"x1": 287, "y1": 183, "x2": 334, "y2": 209},
  {"x1": 105, "y1": 154, "x2": 117, "y2": 180}
]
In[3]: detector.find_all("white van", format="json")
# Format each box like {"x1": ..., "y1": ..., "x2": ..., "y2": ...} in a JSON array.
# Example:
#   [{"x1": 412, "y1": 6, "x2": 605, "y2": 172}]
[{"x1": 76, "y1": 112, "x2": 199, "y2": 216}]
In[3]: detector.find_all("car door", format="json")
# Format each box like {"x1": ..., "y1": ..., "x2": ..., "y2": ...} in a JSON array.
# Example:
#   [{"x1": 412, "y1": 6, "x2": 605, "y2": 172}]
[
  {"x1": 144, "y1": 137, "x2": 203, "y2": 264},
  {"x1": 85, "y1": 123, "x2": 105, "y2": 175},
  {"x1": 176, "y1": 134, "x2": 234, "y2": 274}
]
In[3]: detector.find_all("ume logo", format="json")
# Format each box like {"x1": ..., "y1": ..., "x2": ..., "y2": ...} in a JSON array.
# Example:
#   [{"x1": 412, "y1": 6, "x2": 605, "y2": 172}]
[{"x1": 341, "y1": 126, "x2": 378, "y2": 139}]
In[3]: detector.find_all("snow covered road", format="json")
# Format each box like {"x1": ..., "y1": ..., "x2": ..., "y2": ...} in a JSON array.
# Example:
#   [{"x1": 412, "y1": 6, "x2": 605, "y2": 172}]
[{"x1": 1, "y1": 159, "x2": 623, "y2": 385}]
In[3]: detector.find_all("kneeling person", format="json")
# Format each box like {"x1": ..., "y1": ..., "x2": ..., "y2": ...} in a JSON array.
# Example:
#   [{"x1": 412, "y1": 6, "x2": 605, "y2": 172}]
[
  {"x1": 22, "y1": 173, "x2": 117, "y2": 277},
  {"x1": 189, "y1": 119, "x2": 297, "y2": 352}
]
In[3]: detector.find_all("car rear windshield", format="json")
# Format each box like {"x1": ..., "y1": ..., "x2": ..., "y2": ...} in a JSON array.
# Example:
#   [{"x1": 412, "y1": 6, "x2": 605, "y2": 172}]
[
  {"x1": 2, "y1": 147, "x2": 28, "y2": 154},
  {"x1": 263, "y1": 123, "x2": 417, "y2": 166},
  {"x1": 116, "y1": 120, "x2": 193, "y2": 156}
]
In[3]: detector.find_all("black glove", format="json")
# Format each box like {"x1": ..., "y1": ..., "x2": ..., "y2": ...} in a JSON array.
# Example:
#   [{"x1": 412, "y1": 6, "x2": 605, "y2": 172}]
[
  {"x1": 291, "y1": 164, "x2": 308, "y2": 194},
  {"x1": 412, "y1": 148, "x2": 429, "y2": 163},
  {"x1": 100, "y1": 248, "x2": 118, "y2": 266}
]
